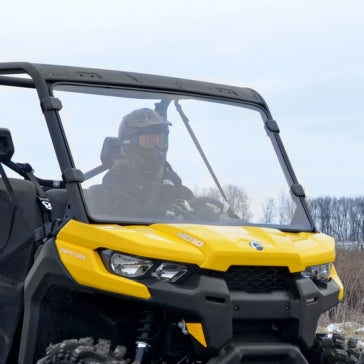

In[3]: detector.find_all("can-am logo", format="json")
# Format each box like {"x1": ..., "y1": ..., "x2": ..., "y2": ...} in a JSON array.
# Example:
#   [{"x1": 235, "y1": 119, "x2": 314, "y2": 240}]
[
  {"x1": 176, "y1": 232, "x2": 204, "y2": 247},
  {"x1": 60, "y1": 247, "x2": 86, "y2": 260},
  {"x1": 249, "y1": 241, "x2": 264, "y2": 251}
]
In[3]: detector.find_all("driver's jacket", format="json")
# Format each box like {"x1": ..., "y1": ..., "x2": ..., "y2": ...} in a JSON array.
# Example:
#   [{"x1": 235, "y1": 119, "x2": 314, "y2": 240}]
[{"x1": 102, "y1": 161, "x2": 193, "y2": 218}]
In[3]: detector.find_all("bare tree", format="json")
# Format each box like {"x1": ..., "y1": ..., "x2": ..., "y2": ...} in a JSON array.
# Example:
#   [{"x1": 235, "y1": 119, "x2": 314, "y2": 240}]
[
  {"x1": 194, "y1": 184, "x2": 252, "y2": 220},
  {"x1": 261, "y1": 197, "x2": 275, "y2": 224},
  {"x1": 308, "y1": 196, "x2": 364, "y2": 243},
  {"x1": 276, "y1": 189, "x2": 295, "y2": 225}
]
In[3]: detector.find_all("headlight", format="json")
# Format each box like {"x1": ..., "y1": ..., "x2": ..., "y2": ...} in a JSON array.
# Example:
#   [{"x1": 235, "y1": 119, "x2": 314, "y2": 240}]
[
  {"x1": 100, "y1": 250, "x2": 189, "y2": 282},
  {"x1": 152, "y1": 262, "x2": 188, "y2": 282},
  {"x1": 301, "y1": 263, "x2": 332, "y2": 281},
  {"x1": 110, "y1": 252, "x2": 153, "y2": 278}
]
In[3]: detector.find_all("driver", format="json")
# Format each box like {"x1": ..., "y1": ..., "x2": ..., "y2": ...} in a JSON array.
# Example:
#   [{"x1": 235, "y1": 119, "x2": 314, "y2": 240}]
[{"x1": 102, "y1": 108, "x2": 195, "y2": 218}]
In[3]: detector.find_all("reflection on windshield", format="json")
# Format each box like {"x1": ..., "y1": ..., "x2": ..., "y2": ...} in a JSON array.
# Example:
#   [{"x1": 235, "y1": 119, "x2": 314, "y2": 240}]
[{"x1": 54, "y1": 86, "x2": 311, "y2": 229}]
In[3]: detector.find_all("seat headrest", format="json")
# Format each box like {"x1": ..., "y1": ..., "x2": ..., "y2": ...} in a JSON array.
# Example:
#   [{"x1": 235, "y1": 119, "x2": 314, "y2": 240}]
[
  {"x1": 100, "y1": 137, "x2": 121, "y2": 167},
  {"x1": 0, "y1": 128, "x2": 14, "y2": 163}
]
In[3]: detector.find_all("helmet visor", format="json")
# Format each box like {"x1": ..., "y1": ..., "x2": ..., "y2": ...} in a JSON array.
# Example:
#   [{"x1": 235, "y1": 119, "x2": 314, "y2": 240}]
[{"x1": 137, "y1": 133, "x2": 168, "y2": 149}]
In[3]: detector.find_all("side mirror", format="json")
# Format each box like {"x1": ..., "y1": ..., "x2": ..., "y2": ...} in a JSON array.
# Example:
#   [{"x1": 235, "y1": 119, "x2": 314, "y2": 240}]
[{"x1": 0, "y1": 128, "x2": 14, "y2": 163}]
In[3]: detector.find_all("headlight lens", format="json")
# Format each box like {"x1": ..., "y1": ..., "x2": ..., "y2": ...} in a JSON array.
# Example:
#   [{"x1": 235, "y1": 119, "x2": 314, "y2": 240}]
[
  {"x1": 152, "y1": 262, "x2": 188, "y2": 282},
  {"x1": 110, "y1": 252, "x2": 153, "y2": 278},
  {"x1": 100, "y1": 250, "x2": 189, "y2": 282},
  {"x1": 301, "y1": 263, "x2": 332, "y2": 281}
]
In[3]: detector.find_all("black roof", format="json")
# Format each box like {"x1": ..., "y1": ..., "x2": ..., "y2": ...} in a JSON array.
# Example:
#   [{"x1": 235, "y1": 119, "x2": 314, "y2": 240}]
[{"x1": 0, "y1": 62, "x2": 269, "y2": 111}]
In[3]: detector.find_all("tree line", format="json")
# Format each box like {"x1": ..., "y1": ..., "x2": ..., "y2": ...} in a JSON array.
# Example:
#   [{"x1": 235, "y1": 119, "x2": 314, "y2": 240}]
[
  {"x1": 307, "y1": 196, "x2": 364, "y2": 243},
  {"x1": 197, "y1": 185, "x2": 364, "y2": 243}
]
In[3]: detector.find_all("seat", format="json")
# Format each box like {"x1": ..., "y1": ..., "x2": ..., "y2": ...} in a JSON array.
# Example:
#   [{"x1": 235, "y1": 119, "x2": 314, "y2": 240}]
[
  {"x1": 46, "y1": 188, "x2": 68, "y2": 220},
  {"x1": 84, "y1": 137, "x2": 121, "y2": 180},
  {"x1": 84, "y1": 137, "x2": 122, "y2": 217},
  {"x1": 0, "y1": 178, "x2": 44, "y2": 363}
]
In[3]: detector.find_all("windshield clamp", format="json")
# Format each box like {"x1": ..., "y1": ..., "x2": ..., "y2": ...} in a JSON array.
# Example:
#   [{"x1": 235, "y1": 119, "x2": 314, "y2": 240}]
[
  {"x1": 291, "y1": 184, "x2": 306, "y2": 197},
  {"x1": 62, "y1": 168, "x2": 84, "y2": 183},
  {"x1": 41, "y1": 97, "x2": 63, "y2": 112},
  {"x1": 266, "y1": 120, "x2": 280, "y2": 133}
]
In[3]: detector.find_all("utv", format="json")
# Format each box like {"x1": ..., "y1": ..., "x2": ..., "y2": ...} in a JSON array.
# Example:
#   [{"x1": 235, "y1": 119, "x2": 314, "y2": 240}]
[{"x1": 0, "y1": 62, "x2": 352, "y2": 363}]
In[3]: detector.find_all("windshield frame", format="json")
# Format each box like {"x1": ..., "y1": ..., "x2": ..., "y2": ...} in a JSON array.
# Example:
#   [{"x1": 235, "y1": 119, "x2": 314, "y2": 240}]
[
  {"x1": 50, "y1": 82, "x2": 315, "y2": 232},
  {"x1": 0, "y1": 62, "x2": 316, "y2": 232}
]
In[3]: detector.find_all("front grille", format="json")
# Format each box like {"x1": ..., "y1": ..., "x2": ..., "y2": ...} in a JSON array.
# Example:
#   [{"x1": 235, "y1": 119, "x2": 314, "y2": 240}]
[{"x1": 206, "y1": 266, "x2": 293, "y2": 292}]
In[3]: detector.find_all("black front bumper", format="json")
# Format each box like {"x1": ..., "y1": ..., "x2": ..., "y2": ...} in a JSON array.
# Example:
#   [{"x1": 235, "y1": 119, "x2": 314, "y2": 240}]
[
  {"x1": 148, "y1": 273, "x2": 341, "y2": 353},
  {"x1": 207, "y1": 341, "x2": 309, "y2": 363}
]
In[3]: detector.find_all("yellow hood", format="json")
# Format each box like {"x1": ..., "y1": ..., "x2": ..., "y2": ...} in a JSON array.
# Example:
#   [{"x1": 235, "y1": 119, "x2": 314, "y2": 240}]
[{"x1": 57, "y1": 220, "x2": 336, "y2": 273}]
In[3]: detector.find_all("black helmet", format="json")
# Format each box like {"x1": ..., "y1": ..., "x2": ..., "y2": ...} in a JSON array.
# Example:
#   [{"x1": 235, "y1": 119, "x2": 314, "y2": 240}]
[
  {"x1": 118, "y1": 108, "x2": 171, "y2": 143},
  {"x1": 118, "y1": 108, "x2": 171, "y2": 170}
]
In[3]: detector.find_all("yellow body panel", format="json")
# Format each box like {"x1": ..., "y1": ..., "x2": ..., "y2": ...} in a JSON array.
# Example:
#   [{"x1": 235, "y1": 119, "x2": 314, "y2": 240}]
[
  {"x1": 186, "y1": 323, "x2": 207, "y2": 347},
  {"x1": 330, "y1": 264, "x2": 344, "y2": 300},
  {"x1": 56, "y1": 239, "x2": 151, "y2": 299},
  {"x1": 153, "y1": 224, "x2": 337, "y2": 272},
  {"x1": 56, "y1": 219, "x2": 343, "y2": 299}
]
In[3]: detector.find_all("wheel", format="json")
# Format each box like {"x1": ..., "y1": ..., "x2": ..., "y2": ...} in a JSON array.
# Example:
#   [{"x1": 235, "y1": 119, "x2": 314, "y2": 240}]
[
  {"x1": 36, "y1": 337, "x2": 133, "y2": 364},
  {"x1": 188, "y1": 196, "x2": 226, "y2": 221},
  {"x1": 168, "y1": 197, "x2": 225, "y2": 221},
  {"x1": 307, "y1": 333, "x2": 364, "y2": 363},
  {"x1": 189, "y1": 196, "x2": 225, "y2": 212}
]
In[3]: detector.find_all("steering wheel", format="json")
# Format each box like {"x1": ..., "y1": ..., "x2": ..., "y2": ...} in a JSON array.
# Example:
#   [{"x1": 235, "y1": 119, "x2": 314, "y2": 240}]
[
  {"x1": 189, "y1": 196, "x2": 231, "y2": 221},
  {"x1": 190, "y1": 196, "x2": 239, "y2": 220},
  {"x1": 168, "y1": 199, "x2": 200, "y2": 220},
  {"x1": 168, "y1": 197, "x2": 223, "y2": 221},
  {"x1": 189, "y1": 197, "x2": 225, "y2": 213},
  {"x1": 169, "y1": 197, "x2": 236, "y2": 221}
]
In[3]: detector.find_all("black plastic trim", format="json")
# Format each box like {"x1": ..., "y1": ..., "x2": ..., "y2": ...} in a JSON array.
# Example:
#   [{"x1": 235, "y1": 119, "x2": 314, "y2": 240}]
[
  {"x1": 62, "y1": 168, "x2": 85, "y2": 183},
  {"x1": 145, "y1": 274, "x2": 341, "y2": 350},
  {"x1": 208, "y1": 341, "x2": 308, "y2": 364},
  {"x1": 18, "y1": 239, "x2": 78, "y2": 364},
  {"x1": 147, "y1": 275, "x2": 232, "y2": 351},
  {"x1": 40, "y1": 96, "x2": 63, "y2": 112},
  {"x1": 0, "y1": 62, "x2": 267, "y2": 107},
  {"x1": 266, "y1": 119, "x2": 280, "y2": 133},
  {"x1": 291, "y1": 184, "x2": 306, "y2": 198}
]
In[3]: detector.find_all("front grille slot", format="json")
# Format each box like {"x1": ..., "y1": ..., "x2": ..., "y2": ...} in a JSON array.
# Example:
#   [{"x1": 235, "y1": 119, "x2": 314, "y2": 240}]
[{"x1": 206, "y1": 266, "x2": 293, "y2": 292}]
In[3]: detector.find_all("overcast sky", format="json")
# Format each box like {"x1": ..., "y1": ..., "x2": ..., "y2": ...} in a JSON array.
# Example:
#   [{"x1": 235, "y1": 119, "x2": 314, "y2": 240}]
[{"x1": 1, "y1": 0, "x2": 363, "y2": 198}]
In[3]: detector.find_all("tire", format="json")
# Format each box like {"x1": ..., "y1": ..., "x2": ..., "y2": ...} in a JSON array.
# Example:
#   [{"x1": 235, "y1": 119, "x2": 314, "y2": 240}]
[
  {"x1": 308, "y1": 333, "x2": 364, "y2": 364},
  {"x1": 36, "y1": 337, "x2": 133, "y2": 364}
]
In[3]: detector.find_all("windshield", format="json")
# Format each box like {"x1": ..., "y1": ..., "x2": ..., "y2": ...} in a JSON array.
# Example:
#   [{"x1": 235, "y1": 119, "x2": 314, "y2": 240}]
[{"x1": 53, "y1": 84, "x2": 311, "y2": 230}]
